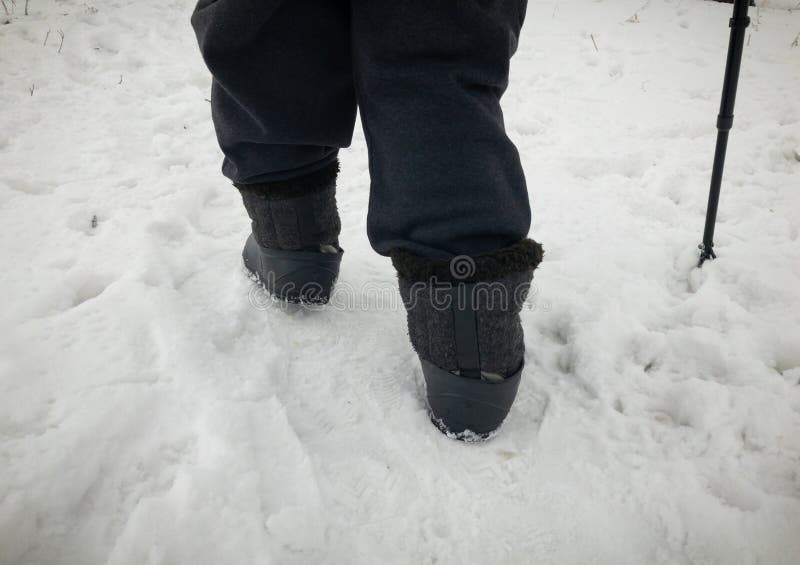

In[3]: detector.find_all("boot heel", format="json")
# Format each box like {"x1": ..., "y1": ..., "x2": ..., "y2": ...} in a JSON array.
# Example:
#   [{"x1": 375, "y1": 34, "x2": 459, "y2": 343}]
[
  {"x1": 421, "y1": 359, "x2": 522, "y2": 440},
  {"x1": 243, "y1": 235, "x2": 342, "y2": 304}
]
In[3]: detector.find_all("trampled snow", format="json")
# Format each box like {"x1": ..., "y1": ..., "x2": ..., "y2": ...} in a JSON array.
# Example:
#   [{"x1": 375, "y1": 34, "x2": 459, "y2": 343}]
[{"x1": 1, "y1": 1, "x2": 799, "y2": 564}]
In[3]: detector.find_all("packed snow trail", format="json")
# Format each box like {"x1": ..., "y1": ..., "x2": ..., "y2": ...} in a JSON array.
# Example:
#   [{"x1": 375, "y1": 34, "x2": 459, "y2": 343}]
[{"x1": 1, "y1": 1, "x2": 799, "y2": 564}]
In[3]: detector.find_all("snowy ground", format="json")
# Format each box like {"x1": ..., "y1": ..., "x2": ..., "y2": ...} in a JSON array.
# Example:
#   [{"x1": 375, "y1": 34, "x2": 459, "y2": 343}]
[{"x1": 2, "y1": 1, "x2": 800, "y2": 564}]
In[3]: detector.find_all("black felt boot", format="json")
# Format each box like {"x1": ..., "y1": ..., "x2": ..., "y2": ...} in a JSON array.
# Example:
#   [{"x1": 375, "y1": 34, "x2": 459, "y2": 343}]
[
  {"x1": 392, "y1": 239, "x2": 544, "y2": 439},
  {"x1": 236, "y1": 161, "x2": 343, "y2": 304}
]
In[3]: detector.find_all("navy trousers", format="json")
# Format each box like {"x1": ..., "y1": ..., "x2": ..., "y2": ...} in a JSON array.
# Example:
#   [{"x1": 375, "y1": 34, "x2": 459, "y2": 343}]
[{"x1": 192, "y1": 0, "x2": 531, "y2": 258}]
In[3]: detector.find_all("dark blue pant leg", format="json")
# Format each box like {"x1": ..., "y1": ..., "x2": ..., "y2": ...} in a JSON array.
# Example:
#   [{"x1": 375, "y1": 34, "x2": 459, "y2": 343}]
[
  {"x1": 351, "y1": 0, "x2": 531, "y2": 258},
  {"x1": 191, "y1": 0, "x2": 356, "y2": 183},
  {"x1": 193, "y1": 0, "x2": 531, "y2": 258}
]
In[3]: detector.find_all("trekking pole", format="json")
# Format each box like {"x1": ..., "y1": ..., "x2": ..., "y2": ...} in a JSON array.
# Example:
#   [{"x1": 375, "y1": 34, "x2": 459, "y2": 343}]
[{"x1": 698, "y1": 0, "x2": 751, "y2": 267}]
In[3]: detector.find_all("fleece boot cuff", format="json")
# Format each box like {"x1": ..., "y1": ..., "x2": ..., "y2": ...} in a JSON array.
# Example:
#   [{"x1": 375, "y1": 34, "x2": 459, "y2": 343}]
[
  {"x1": 393, "y1": 239, "x2": 543, "y2": 377},
  {"x1": 391, "y1": 239, "x2": 543, "y2": 284},
  {"x1": 235, "y1": 161, "x2": 341, "y2": 251}
]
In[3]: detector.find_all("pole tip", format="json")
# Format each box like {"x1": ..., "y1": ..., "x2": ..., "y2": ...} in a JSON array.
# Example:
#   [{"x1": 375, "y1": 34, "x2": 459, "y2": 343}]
[{"x1": 698, "y1": 243, "x2": 717, "y2": 267}]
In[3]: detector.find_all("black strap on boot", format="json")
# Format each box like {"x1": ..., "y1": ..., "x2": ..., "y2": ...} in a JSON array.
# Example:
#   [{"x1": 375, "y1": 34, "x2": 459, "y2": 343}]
[{"x1": 451, "y1": 283, "x2": 481, "y2": 379}]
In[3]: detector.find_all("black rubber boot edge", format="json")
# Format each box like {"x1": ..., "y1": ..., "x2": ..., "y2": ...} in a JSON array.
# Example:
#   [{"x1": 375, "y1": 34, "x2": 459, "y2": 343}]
[
  {"x1": 422, "y1": 359, "x2": 523, "y2": 441},
  {"x1": 243, "y1": 234, "x2": 342, "y2": 304}
]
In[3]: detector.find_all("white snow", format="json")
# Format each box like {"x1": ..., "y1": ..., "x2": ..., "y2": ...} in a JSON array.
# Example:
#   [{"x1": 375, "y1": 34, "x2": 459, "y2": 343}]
[{"x1": 1, "y1": 1, "x2": 799, "y2": 564}]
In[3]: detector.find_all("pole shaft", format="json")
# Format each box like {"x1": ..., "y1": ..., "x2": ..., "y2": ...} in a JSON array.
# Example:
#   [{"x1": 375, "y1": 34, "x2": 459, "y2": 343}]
[{"x1": 700, "y1": 0, "x2": 751, "y2": 265}]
